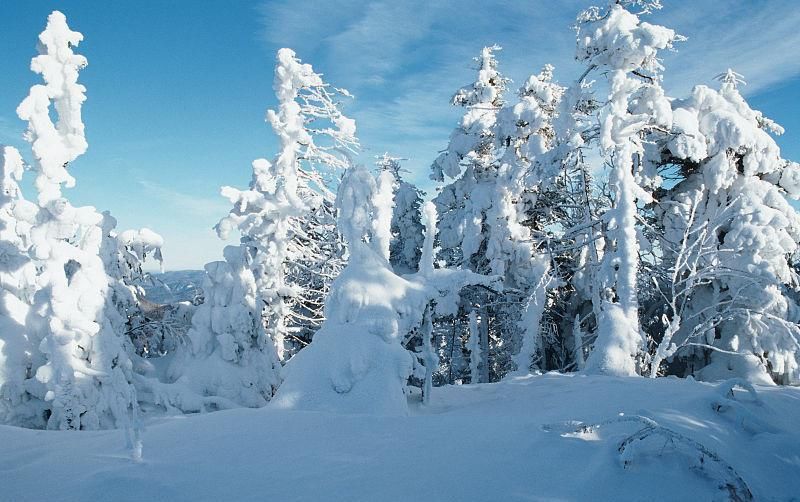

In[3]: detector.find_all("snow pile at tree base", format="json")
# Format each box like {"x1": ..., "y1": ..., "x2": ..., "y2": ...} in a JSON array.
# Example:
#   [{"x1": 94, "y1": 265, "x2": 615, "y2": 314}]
[
  {"x1": 273, "y1": 250, "x2": 422, "y2": 415},
  {"x1": 2, "y1": 374, "x2": 798, "y2": 501}
]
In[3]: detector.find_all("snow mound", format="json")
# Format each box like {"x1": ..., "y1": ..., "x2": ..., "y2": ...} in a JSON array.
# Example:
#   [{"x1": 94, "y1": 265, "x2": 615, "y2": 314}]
[{"x1": 274, "y1": 246, "x2": 423, "y2": 415}]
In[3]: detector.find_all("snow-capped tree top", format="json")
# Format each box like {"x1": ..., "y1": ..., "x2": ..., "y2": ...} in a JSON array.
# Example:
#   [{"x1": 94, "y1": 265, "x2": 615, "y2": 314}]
[
  {"x1": 519, "y1": 65, "x2": 561, "y2": 109},
  {"x1": 336, "y1": 164, "x2": 377, "y2": 259},
  {"x1": 269, "y1": 48, "x2": 358, "y2": 176},
  {"x1": 666, "y1": 78, "x2": 789, "y2": 182},
  {"x1": 496, "y1": 64, "x2": 566, "y2": 162},
  {"x1": 452, "y1": 45, "x2": 509, "y2": 108},
  {"x1": 576, "y1": 3, "x2": 682, "y2": 76},
  {"x1": 117, "y1": 227, "x2": 164, "y2": 270},
  {"x1": 715, "y1": 68, "x2": 747, "y2": 90},
  {"x1": 431, "y1": 46, "x2": 509, "y2": 181},
  {"x1": 375, "y1": 153, "x2": 408, "y2": 178},
  {"x1": 274, "y1": 48, "x2": 324, "y2": 101},
  {"x1": 16, "y1": 11, "x2": 88, "y2": 205}
]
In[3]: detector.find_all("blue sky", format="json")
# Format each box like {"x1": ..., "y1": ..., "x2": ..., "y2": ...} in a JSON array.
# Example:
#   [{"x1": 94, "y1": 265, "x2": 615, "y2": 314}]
[{"x1": 1, "y1": 0, "x2": 798, "y2": 270}]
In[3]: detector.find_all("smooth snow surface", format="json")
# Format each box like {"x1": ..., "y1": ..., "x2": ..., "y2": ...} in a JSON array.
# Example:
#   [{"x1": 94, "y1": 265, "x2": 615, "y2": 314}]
[{"x1": 2, "y1": 375, "x2": 798, "y2": 501}]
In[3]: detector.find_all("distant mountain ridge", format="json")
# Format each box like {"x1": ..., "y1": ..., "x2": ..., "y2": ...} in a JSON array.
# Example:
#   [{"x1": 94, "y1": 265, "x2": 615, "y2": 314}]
[{"x1": 142, "y1": 270, "x2": 206, "y2": 304}]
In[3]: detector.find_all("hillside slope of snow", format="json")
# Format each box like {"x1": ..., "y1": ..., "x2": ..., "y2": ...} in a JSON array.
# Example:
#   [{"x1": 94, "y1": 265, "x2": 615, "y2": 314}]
[{"x1": 1, "y1": 374, "x2": 798, "y2": 501}]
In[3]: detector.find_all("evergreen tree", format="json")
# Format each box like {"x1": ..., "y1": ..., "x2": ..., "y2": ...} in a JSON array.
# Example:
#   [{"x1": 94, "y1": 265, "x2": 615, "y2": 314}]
[
  {"x1": 576, "y1": 1, "x2": 682, "y2": 376},
  {"x1": 0, "y1": 146, "x2": 41, "y2": 427},
  {"x1": 652, "y1": 70, "x2": 800, "y2": 383},
  {"x1": 17, "y1": 12, "x2": 138, "y2": 429},
  {"x1": 376, "y1": 154, "x2": 425, "y2": 275}
]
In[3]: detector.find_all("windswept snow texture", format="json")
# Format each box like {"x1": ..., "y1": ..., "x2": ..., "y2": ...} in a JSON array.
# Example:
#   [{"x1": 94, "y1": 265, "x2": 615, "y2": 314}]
[{"x1": 1, "y1": 375, "x2": 798, "y2": 501}]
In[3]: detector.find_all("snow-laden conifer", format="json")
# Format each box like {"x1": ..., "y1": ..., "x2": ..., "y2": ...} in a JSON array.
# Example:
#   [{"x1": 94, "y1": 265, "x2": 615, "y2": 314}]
[
  {"x1": 16, "y1": 12, "x2": 138, "y2": 429},
  {"x1": 376, "y1": 154, "x2": 425, "y2": 274},
  {"x1": 653, "y1": 70, "x2": 800, "y2": 383},
  {"x1": 216, "y1": 49, "x2": 357, "y2": 361},
  {"x1": 0, "y1": 146, "x2": 41, "y2": 427},
  {"x1": 577, "y1": 2, "x2": 682, "y2": 376}
]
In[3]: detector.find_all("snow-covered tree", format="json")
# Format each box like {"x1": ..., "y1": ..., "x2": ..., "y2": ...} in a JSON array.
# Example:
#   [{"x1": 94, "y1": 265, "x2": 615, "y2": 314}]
[
  {"x1": 167, "y1": 49, "x2": 357, "y2": 409},
  {"x1": 652, "y1": 70, "x2": 800, "y2": 384},
  {"x1": 275, "y1": 165, "x2": 497, "y2": 412},
  {"x1": 0, "y1": 146, "x2": 41, "y2": 427},
  {"x1": 432, "y1": 45, "x2": 507, "y2": 273},
  {"x1": 216, "y1": 48, "x2": 357, "y2": 362},
  {"x1": 430, "y1": 46, "x2": 516, "y2": 382},
  {"x1": 376, "y1": 154, "x2": 425, "y2": 274},
  {"x1": 431, "y1": 47, "x2": 577, "y2": 380},
  {"x1": 273, "y1": 164, "x2": 417, "y2": 414},
  {"x1": 493, "y1": 64, "x2": 567, "y2": 376},
  {"x1": 16, "y1": 11, "x2": 138, "y2": 429},
  {"x1": 576, "y1": 1, "x2": 682, "y2": 376},
  {"x1": 166, "y1": 245, "x2": 281, "y2": 410}
]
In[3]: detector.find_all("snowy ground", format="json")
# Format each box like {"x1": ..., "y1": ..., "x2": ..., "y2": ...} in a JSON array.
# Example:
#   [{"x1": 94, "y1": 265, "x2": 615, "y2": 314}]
[{"x1": 2, "y1": 374, "x2": 798, "y2": 501}]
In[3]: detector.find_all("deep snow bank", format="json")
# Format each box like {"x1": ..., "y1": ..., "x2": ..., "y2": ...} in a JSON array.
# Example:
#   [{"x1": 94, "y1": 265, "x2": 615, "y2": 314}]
[{"x1": 1, "y1": 374, "x2": 798, "y2": 501}]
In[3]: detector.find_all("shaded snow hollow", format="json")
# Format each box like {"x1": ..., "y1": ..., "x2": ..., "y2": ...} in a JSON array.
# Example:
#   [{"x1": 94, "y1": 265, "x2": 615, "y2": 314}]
[{"x1": 2, "y1": 374, "x2": 798, "y2": 501}]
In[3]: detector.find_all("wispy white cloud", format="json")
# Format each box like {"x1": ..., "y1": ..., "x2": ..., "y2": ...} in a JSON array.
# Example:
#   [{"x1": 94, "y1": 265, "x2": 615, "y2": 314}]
[
  {"x1": 138, "y1": 179, "x2": 230, "y2": 219},
  {"x1": 658, "y1": 0, "x2": 800, "y2": 96}
]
